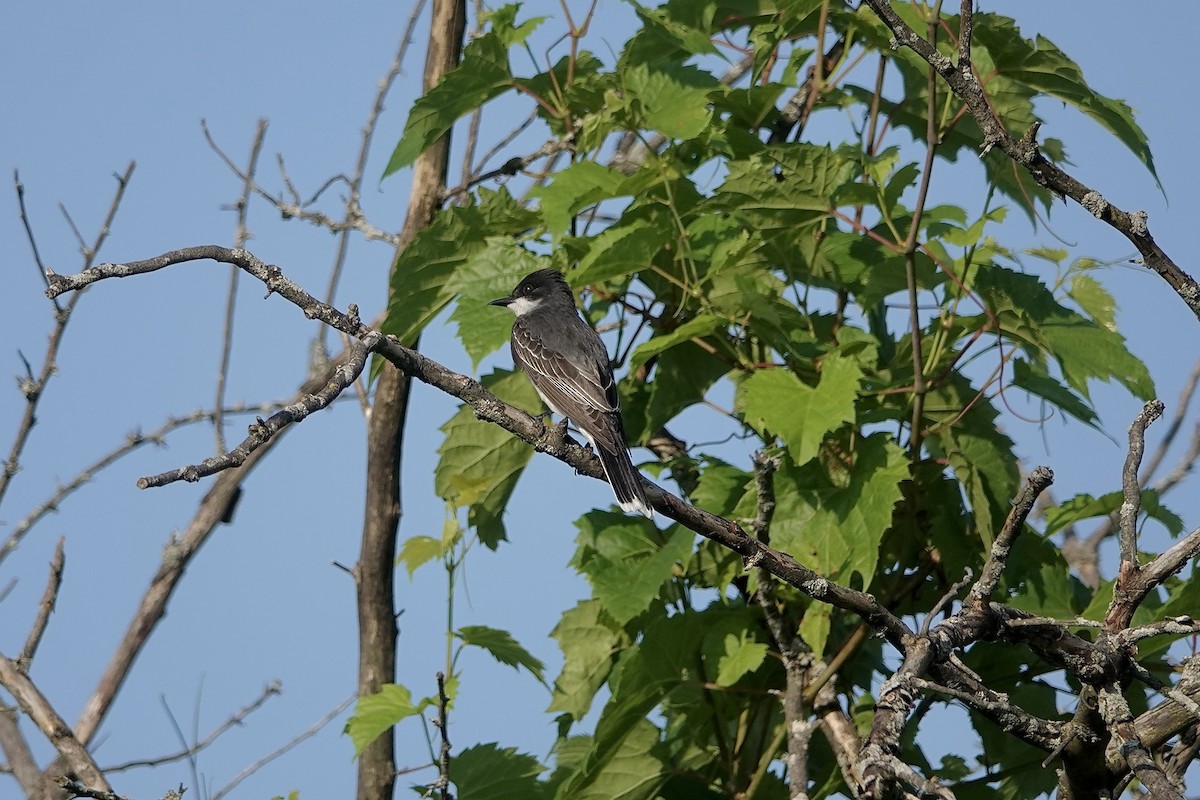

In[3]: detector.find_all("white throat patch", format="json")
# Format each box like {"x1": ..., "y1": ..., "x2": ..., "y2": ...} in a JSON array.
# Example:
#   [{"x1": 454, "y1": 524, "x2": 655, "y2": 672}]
[{"x1": 507, "y1": 295, "x2": 544, "y2": 316}]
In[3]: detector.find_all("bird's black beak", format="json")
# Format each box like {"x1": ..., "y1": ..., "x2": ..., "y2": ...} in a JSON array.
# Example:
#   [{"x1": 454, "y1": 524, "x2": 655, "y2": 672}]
[{"x1": 489, "y1": 295, "x2": 513, "y2": 307}]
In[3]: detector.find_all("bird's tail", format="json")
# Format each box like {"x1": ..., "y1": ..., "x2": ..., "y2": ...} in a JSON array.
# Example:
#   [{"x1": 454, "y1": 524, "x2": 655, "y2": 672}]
[{"x1": 596, "y1": 444, "x2": 654, "y2": 518}]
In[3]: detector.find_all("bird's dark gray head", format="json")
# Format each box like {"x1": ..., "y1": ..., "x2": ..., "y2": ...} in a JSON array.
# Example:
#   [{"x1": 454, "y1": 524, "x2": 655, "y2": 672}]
[{"x1": 489, "y1": 268, "x2": 575, "y2": 316}]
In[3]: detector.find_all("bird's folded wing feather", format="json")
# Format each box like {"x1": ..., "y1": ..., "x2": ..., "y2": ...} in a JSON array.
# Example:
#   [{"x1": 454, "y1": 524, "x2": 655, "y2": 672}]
[{"x1": 512, "y1": 321, "x2": 626, "y2": 453}]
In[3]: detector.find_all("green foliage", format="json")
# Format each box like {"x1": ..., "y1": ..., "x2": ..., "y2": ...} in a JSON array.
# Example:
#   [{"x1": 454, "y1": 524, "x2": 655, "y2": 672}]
[
  {"x1": 435, "y1": 368, "x2": 542, "y2": 548},
  {"x1": 456, "y1": 625, "x2": 547, "y2": 684},
  {"x1": 372, "y1": 3, "x2": 1180, "y2": 797},
  {"x1": 346, "y1": 683, "x2": 433, "y2": 757}
]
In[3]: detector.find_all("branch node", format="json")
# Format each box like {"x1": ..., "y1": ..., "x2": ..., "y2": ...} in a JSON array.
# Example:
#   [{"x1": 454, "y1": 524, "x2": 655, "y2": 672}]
[{"x1": 1081, "y1": 191, "x2": 1108, "y2": 219}]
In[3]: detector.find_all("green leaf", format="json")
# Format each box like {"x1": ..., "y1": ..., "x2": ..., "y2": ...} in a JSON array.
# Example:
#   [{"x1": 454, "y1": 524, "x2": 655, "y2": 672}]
[
  {"x1": 573, "y1": 511, "x2": 693, "y2": 625},
  {"x1": 450, "y1": 743, "x2": 546, "y2": 800},
  {"x1": 457, "y1": 625, "x2": 546, "y2": 683},
  {"x1": 1010, "y1": 358, "x2": 1100, "y2": 430},
  {"x1": 396, "y1": 534, "x2": 443, "y2": 578},
  {"x1": 345, "y1": 683, "x2": 431, "y2": 757},
  {"x1": 688, "y1": 458, "x2": 753, "y2": 518},
  {"x1": 559, "y1": 612, "x2": 707, "y2": 797},
  {"x1": 1043, "y1": 490, "x2": 1184, "y2": 538},
  {"x1": 798, "y1": 602, "x2": 832, "y2": 656},
  {"x1": 973, "y1": 263, "x2": 1153, "y2": 401},
  {"x1": 974, "y1": 15, "x2": 1160, "y2": 190},
  {"x1": 384, "y1": 33, "x2": 512, "y2": 176},
  {"x1": 621, "y1": 62, "x2": 718, "y2": 139},
  {"x1": 548, "y1": 600, "x2": 625, "y2": 722},
  {"x1": 530, "y1": 161, "x2": 628, "y2": 238},
  {"x1": 628, "y1": 315, "x2": 724, "y2": 370},
  {"x1": 550, "y1": 721, "x2": 666, "y2": 800},
  {"x1": 435, "y1": 369, "x2": 543, "y2": 548},
  {"x1": 573, "y1": 217, "x2": 665, "y2": 285},
  {"x1": 770, "y1": 433, "x2": 907, "y2": 589},
  {"x1": 712, "y1": 631, "x2": 767, "y2": 687},
  {"x1": 735, "y1": 353, "x2": 862, "y2": 465},
  {"x1": 484, "y1": 4, "x2": 547, "y2": 46},
  {"x1": 382, "y1": 189, "x2": 536, "y2": 348},
  {"x1": 1003, "y1": 535, "x2": 1087, "y2": 619},
  {"x1": 623, "y1": 342, "x2": 730, "y2": 443},
  {"x1": 924, "y1": 374, "x2": 1019, "y2": 547},
  {"x1": 1068, "y1": 273, "x2": 1117, "y2": 332}
]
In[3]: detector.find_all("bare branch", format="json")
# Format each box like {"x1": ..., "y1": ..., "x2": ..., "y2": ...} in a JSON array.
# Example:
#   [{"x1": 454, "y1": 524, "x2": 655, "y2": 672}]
[
  {"x1": 0, "y1": 704, "x2": 43, "y2": 798},
  {"x1": 214, "y1": 118, "x2": 269, "y2": 455},
  {"x1": 0, "y1": 162, "x2": 135, "y2": 511},
  {"x1": 17, "y1": 536, "x2": 65, "y2": 671},
  {"x1": 1097, "y1": 682, "x2": 1183, "y2": 800},
  {"x1": 0, "y1": 403, "x2": 285, "y2": 567},
  {"x1": 1118, "y1": 401, "x2": 1164, "y2": 574},
  {"x1": 103, "y1": 681, "x2": 283, "y2": 773},
  {"x1": 0, "y1": 655, "x2": 113, "y2": 792},
  {"x1": 968, "y1": 466, "x2": 1054, "y2": 605},
  {"x1": 433, "y1": 672, "x2": 452, "y2": 800},
  {"x1": 209, "y1": 693, "x2": 354, "y2": 800},
  {"x1": 138, "y1": 328, "x2": 379, "y2": 488},
  {"x1": 43, "y1": 245, "x2": 916, "y2": 646},
  {"x1": 861, "y1": 0, "x2": 1200, "y2": 323}
]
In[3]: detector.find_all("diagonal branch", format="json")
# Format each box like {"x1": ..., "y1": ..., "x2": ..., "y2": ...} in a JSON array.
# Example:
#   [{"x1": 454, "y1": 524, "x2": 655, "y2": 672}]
[
  {"x1": 0, "y1": 655, "x2": 113, "y2": 793},
  {"x1": 861, "y1": 0, "x2": 1200, "y2": 323},
  {"x1": 43, "y1": 245, "x2": 915, "y2": 649}
]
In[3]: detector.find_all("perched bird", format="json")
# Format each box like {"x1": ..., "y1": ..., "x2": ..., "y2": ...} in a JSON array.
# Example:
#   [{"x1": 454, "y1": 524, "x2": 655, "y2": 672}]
[{"x1": 490, "y1": 268, "x2": 654, "y2": 518}]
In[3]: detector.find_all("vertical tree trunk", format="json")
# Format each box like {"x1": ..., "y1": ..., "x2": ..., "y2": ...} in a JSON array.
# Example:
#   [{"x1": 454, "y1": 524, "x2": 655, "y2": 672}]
[{"x1": 355, "y1": 2, "x2": 466, "y2": 799}]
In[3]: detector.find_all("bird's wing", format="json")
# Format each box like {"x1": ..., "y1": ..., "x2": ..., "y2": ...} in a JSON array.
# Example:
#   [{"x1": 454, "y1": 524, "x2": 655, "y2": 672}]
[
  {"x1": 511, "y1": 320, "x2": 626, "y2": 453},
  {"x1": 512, "y1": 320, "x2": 617, "y2": 413}
]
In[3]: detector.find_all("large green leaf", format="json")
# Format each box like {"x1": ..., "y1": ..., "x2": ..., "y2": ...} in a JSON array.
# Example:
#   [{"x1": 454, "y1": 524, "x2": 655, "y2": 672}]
[
  {"x1": 548, "y1": 600, "x2": 626, "y2": 723},
  {"x1": 529, "y1": 160, "x2": 630, "y2": 239},
  {"x1": 551, "y1": 721, "x2": 666, "y2": 800},
  {"x1": 770, "y1": 432, "x2": 907, "y2": 589},
  {"x1": 621, "y1": 62, "x2": 719, "y2": 140},
  {"x1": 972, "y1": 263, "x2": 1154, "y2": 401},
  {"x1": 1010, "y1": 358, "x2": 1100, "y2": 431},
  {"x1": 973, "y1": 14, "x2": 1160, "y2": 190},
  {"x1": 384, "y1": 32, "x2": 512, "y2": 176},
  {"x1": 924, "y1": 373, "x2": 1020, "y2": 547},
  {"x1": 450, "y1": 743, "x2": 546, "y2": 800},
  {"x1": 572, "y1": 510, "x2": 692, "y2": 626},
  {"x1": 435, "y1": 368, "x2": 542, "y2": 548},
  {"x1": 1043, "y1": 489, "x2": 1184, "y2": 538},
  {"x1": 557, "y1": 612, "x2": 708, "y2": 798},
  {"x1": 382, "y1": 188, "x2": 537, "y2": 347},
  {"x1": 735, "y1": 352, "x2": 862, "y2": 466}
]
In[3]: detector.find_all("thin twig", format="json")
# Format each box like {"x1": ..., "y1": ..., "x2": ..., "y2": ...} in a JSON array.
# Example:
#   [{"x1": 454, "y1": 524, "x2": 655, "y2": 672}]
[
  {"x1": 209, "y1": 693, "x2": 354, "y2": 800},
  {"x1": 103, "y1": 681, "x2": 283, "y2": 773},
  {"x1": 968, "y1": 466, "x2": 1054, "y2": 605},
  {"x1": 1118, "y1": 401, "x2": 1164, "y2": 573},
  {"x1": 16, "y1": 537, "x2": 65, "y2": 671},
  {"x1": 0, "y1": 162, "x2": 135, "y2": 511},
  {"x1": 215, "y1": 118, "x2": 269, "y2": 455},
  {"x1": 434, "y1": 671, "x2": 452, "y2": 800},
  {"x1": 138, "y1": 328, "x2": 379, "y2": 488},
  {"x1": 0, "y1": 402, "x2": 287, "y2": 567}
]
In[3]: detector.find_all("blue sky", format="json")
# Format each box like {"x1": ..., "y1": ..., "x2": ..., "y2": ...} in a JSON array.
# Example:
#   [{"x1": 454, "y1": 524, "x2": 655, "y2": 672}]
[{"x1": 3, "y1": 3, "x2": 1199, "y2": 798}]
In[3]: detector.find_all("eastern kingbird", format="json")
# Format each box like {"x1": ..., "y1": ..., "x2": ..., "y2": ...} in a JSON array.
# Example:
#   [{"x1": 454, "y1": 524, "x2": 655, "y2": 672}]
[{"x1": 490, "y1": 269, "x2": 654, "y2": 518}]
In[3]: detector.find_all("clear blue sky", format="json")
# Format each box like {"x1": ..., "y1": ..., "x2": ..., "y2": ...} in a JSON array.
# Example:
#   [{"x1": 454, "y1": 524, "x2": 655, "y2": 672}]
[{"x1": 3, "y1": 3, "x2": 1198, "y2": 798}]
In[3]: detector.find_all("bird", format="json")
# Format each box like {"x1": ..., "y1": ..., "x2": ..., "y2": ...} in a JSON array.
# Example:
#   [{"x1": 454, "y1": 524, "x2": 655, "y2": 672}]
[{"x1": 490, "y1": 268, "x2": 654, "y2": 518}]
